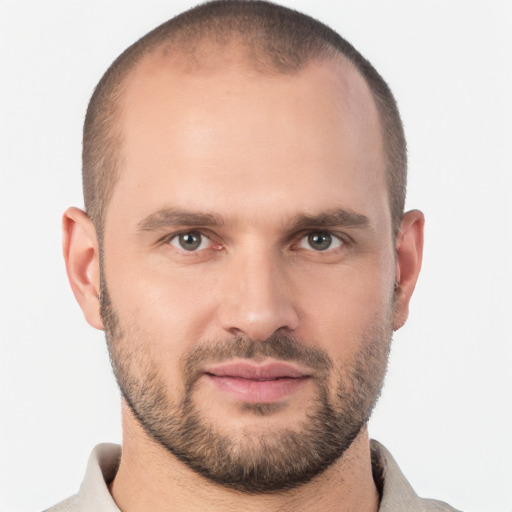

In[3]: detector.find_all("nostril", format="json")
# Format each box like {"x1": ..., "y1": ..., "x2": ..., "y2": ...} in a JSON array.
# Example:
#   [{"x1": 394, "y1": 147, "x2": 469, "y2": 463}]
[
  {"x1": 220, "y1": 306, "x2": 299, "y2": 341},
  {"x1": 216, "y1": 256, "x2": 299, "y2": 339}
]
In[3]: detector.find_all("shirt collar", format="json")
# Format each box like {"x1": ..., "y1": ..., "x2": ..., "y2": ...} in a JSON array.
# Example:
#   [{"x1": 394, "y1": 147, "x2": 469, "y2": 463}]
[
  {"x1": 78, "y1": 443, "x2": 120, "y2": 511},
  {"x1": 78, "y1": 440, "x2": 429, "y2": 511},
  {"x1": 370, "y1": 439, "x2": 427, "y2": 512}
]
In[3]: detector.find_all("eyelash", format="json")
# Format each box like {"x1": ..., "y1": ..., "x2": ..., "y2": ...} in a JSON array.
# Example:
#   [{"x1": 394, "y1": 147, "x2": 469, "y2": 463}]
[
  {"x1": 161, "y1": 230, "x2": 350, "y2": 254},
  {"x1": 296, "y1": 231, "x2": 346, "y2": 252},
  {"x1": 162, "y1": 230, "x2": 221, "y2": 253}
]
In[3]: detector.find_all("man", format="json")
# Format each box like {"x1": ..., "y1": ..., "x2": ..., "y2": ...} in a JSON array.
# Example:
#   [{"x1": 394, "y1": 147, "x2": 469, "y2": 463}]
[{"x1": 49, "y1": 1, "x2": 458, "y2": 510}]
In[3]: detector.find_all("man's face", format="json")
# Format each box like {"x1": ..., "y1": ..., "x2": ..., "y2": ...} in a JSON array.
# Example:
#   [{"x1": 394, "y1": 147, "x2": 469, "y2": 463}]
[{"x1": 100, "y1": 53, "x2": 397, "y2": 491}]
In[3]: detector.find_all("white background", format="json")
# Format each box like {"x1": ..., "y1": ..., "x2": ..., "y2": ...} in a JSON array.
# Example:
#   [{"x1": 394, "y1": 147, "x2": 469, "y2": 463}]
[{"x1": 1, "y1": 1, "x2": 511, "y2": 511}]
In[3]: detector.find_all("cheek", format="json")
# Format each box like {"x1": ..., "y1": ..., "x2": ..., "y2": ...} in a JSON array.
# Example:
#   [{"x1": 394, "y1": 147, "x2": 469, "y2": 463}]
[
  {"x1": 104, "y1": 233, "x2": 396, "y2": 360},
  {"x1": 293, "y1": 259, "x2": 395, "y2": 357},
  {"x1": 106, "y1": 260, "x2": 221, "y2": 357}
]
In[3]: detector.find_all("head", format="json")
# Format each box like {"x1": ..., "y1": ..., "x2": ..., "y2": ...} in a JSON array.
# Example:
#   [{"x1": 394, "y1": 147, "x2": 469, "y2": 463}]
[
  {"x1": 64, "y1": 0, "x2": 423, "y2": 494},
  {"x1": 82, "y1": 0, "x2": 407, "y2": 238}
]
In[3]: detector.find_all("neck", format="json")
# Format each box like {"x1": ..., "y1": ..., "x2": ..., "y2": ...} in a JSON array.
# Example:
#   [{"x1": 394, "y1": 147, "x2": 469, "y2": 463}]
[{"x1": 110, "y1": 404, "x2": 380, "y2": 512}]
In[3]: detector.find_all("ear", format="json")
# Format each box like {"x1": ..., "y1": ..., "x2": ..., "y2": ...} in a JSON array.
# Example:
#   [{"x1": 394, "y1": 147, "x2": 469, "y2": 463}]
[
  {"x1": 62, "y1": 207, "x2": 104, "y2": 330},
  {"x1": 394, "y1": 209, "x2": 424, "y2": 330}
]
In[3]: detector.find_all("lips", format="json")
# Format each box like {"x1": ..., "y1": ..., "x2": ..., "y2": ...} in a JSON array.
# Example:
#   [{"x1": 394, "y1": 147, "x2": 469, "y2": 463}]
[{"x1": 202, "y1": 360, "x2": 311, "y2": 403}]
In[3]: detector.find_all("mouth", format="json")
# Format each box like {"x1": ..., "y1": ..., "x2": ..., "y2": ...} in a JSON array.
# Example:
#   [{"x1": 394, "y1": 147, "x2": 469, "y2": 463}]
[{"x1": 202, "y1": 360, "x2": 312, "y2": 403}]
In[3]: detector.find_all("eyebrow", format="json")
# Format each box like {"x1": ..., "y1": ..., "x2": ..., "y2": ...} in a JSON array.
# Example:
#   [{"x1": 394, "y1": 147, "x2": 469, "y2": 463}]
[
  {"x1": 288, "y1": 209, "x2": 370, "y2": 231},
  {"x1": 137, "y1": 207, "x2": 370, "y2": 233},
  {"x1": 137, "y1": 208, "x2": 225, "y2": 232}
]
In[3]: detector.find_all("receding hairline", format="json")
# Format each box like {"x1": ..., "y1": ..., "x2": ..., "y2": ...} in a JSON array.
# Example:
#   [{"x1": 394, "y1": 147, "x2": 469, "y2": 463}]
[
  {"x1": 116, "y1": 44, "x2": 384, "y2": 197},
  {"x1": 121, "y1": 38, "x2": 376, "y2": 122},
  {"x1": 83, "y1": 1, "x2": 407, "y2": 238}
]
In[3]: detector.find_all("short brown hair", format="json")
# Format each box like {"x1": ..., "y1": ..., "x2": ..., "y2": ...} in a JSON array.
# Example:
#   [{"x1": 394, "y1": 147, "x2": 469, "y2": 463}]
[{"x1": 83, "y1": 0, "x2": 407, "y2": 236}]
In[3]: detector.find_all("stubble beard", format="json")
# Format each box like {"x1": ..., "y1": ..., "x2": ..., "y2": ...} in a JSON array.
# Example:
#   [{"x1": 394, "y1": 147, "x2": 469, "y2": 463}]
[{"x1": 100, "y1": 281, "x2": 393, "y2": 493}]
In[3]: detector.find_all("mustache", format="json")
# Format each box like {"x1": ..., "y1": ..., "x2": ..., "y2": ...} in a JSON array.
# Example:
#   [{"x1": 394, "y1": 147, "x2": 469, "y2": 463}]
[{"x1": 181, "y1": 333, "x2": 333, "y2": 381}]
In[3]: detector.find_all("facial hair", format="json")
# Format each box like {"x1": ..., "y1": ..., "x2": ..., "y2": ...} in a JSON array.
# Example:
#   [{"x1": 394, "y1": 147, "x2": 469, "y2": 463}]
[{"x1": 100, "y1": 280, "x2": 393, "y2": 493}]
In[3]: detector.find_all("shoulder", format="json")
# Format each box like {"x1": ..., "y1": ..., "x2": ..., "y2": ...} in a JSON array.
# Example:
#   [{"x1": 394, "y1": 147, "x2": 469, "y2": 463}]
[
  {"x1": 42, "y1": 443, "x2": 121, "y2": 512},
  {"x1": 43, "y1": 494, "x2": 79, "y2": 512},
  {"x1": 421, "y1": 498, "x2": 461, "y2": 511},
  {"x1": 370, "y1": 440, "x2": 462, "y2": 512}
]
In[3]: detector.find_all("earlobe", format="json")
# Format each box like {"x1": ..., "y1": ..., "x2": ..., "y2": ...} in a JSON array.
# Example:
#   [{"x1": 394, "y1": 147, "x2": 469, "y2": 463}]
[
  {"x1": 393, "y1": 209, "x2": 424, "y2": 330},
  {"x1": 62, "y1": 207, "x2": 104, "y2": 330}
]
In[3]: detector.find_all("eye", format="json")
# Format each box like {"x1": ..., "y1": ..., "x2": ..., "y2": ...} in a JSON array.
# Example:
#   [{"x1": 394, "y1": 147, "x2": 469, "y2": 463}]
[
  {"x1": 168, "y1": 231, "x2": 212, "y2": 251},
  {"x1": 298, "y1": 231, "x2": 344, "y2": 251}
]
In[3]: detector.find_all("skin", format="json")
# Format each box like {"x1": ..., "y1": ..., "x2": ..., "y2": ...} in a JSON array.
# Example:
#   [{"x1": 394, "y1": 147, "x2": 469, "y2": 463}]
[{"x1": 63, "y1": 49, "x2": 424, "y2": 512}]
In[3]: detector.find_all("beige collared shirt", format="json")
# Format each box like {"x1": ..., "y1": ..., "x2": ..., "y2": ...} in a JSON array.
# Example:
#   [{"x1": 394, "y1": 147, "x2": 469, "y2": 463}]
[{"x1": 45, "y1": 441, "x2": 460, "y2": 512}]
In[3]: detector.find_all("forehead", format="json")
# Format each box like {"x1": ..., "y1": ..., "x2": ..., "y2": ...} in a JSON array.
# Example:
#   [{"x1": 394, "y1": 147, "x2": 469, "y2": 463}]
[
  {"x1": 108, "y1": 49, "x2": 388, "y2": 231},
  {"x1": 122, "y1": 49, "x2": 381, "y2": 148}
]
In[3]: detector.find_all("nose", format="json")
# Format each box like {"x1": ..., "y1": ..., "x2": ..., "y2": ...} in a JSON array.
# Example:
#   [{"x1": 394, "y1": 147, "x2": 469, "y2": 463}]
[{"x1": 217, "y1": 247, "x2": 300, "y2": 340}]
